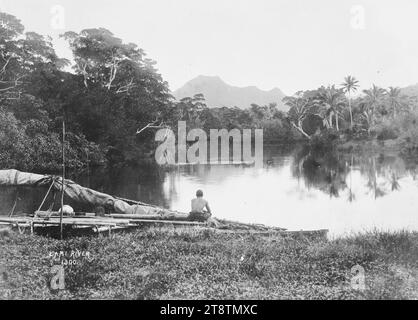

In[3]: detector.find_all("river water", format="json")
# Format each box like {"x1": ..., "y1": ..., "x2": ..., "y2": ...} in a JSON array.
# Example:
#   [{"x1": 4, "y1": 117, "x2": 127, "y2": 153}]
[{"x1": 1, "y1": 145, "x2": 418, "y2": 237}]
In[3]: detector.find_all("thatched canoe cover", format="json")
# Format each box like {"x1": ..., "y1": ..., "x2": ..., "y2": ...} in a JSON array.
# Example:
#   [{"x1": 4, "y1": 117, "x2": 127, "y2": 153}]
[{"x1": 0, "y1": 169, "x2": 165, "y2": 215}]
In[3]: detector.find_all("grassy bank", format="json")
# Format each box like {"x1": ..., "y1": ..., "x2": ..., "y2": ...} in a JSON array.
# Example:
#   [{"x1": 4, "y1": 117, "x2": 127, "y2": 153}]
[{"x1": 1, "y1": 227, "x2": 418, "y2": 300}]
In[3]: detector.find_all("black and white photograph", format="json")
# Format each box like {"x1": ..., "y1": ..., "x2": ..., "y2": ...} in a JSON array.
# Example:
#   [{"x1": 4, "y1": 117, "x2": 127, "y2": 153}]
[{"x1": 1, "y1": 0, "x2": 418, "y2": 305}]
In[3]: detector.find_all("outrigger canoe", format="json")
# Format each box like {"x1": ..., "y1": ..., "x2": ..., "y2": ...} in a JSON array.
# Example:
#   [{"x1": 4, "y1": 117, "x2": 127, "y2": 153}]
[{"x1": 0, "y1": 169, "x2": 327, "y2": 239}]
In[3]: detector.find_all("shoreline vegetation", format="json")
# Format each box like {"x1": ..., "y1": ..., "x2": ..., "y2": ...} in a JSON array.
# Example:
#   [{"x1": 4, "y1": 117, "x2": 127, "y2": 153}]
[
  {"x1": 1, "y1": 227, "x2": 418, "y2": 299},
  {"x1": 1, "y1": 12, "x2": 418, "y2": 173}
]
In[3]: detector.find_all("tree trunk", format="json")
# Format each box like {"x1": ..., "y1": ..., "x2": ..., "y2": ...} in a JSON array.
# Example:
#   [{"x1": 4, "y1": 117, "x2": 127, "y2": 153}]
[
  {"x1": 290, "y1": 121, "x2": 311, "y2": 140},
  {"x1": 335, "y1": 113, "x2": 339, "y2": 131},
  {"x1": 349, "y1": 96, "x2": 353, "y2": 130}
]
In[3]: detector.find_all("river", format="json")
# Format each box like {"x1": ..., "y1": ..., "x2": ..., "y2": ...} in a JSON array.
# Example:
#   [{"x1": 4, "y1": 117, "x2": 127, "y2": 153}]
[{"x1": 1, "y1": 145, "x2": 418, "y2": 237}]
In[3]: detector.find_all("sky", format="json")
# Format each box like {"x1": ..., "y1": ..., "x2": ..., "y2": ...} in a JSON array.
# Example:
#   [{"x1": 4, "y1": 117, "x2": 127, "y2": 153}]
[{"x1": 1, "y1": 0, "x2": 418, "y2": 95}]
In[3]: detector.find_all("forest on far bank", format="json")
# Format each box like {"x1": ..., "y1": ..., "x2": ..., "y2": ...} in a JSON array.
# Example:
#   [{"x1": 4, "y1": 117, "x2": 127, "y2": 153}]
[{"x1": 2, "y1": 11, "x2": 418, "y2": 172}]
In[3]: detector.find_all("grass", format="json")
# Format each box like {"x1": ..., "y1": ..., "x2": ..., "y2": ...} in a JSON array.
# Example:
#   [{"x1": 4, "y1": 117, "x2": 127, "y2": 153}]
[{"x1": 1, "y1": 227, "x2": 418, "y2": 300}]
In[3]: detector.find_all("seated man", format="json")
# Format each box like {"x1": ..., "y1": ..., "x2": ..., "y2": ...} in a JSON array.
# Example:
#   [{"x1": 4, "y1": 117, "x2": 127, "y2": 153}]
[{"x1": 189, "y1": 189, "x2": 212, "y2": 222}]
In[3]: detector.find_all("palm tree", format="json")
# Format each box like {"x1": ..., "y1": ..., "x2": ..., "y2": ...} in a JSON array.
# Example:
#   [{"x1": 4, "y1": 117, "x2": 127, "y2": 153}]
[
  {"x1": 362, "y1": 85, "x2": 386, "y2": 134},
  {"x1": 387, "y1": 87, "x2": 402, "y2": 119},
  {"x1": 341, "y1": 76, "x2": 359, "y2": 130},
  {"x1": 315, "y1": 86, "x2": 346, "y2": 131}
]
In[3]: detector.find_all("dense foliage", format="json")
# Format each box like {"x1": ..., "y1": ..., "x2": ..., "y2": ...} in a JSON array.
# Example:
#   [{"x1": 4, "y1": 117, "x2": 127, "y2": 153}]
[
  {"x1": 0, "y1": 11, "x2": 299, "y2": 171},
  {"x1": 172, "y1": 94, "x2": 299, "y2": 143},
  {"x1": 1, "y1": 11, "x2": 418, "y2": 172},
  {"x1": 0, "y1": 12, "x2": 172, "y2": 171},
  {"x1": 282, "y1": 78, "x2": 418, "y2": 153}
]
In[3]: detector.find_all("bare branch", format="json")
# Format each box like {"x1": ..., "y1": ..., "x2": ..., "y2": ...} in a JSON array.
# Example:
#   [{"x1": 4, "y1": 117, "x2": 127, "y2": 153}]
[
  {"x1": 289, "y1": 121, "x2": 311, "y2": 140},
  {"x1": 76, "y1": 62, "x2": 89, "y2": 88},
  {"x1": 136, "y1": 117, "x2": 168, "y2": 135},
  {"x1": 116, "y1": 78, "x2": 135, "y2": 94},
  {"x1": 0, "y1": 56, "x2": 12, "y2": 75}
]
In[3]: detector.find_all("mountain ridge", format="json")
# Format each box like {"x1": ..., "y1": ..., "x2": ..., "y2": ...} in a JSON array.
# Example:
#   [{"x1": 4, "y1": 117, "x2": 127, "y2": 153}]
[
  {"x1": 173, "y1": 75, "x2": 287, "y2": 110},
  {"x1": 173, "y1": 77, "x2": 418, "y2": 110},
  {"x1": 401, "y1": 83, "x2": 418, "y2": 97}
]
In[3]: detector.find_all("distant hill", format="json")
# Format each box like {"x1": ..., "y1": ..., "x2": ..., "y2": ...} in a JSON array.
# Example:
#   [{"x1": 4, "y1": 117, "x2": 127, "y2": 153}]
[
  {"x1": 401, "y1": 83, "x2": 418, "y2": 97},
  {"x1": 173, "y1": 75, "x2": 287, "y2": 110}
]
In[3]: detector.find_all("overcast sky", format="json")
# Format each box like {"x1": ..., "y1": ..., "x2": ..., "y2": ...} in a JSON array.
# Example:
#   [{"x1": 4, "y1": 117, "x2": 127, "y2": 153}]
[{"x1": 1, "y1": 0, "x2": 418, "y2": 95}]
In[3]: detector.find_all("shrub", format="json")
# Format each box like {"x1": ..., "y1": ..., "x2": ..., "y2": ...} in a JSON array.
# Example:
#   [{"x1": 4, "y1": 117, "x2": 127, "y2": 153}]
[
  {"x1": 377, "y1": 127, "x2": 399, "y2": 141},
  {"x1": 309, "y1": 129, "x2": 339, "y2": 152},
  {"x1": 397, "y1": 111, "x2": 418, "y2": 156},
  {"x1": 0, "y1": 108, "x2": 106, "y2": 171},
  {"x1": 375, "y1": 120, "x2": 399, "y2": 141}
]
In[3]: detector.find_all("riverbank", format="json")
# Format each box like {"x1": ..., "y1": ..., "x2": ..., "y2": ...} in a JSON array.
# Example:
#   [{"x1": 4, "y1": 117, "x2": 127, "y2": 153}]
[
  {"x1": 1, "y1": 227, "x2": 417, "y2": 299},
  {"x1": 337, "y1": 137, "x2": 404, "y2": 154}
]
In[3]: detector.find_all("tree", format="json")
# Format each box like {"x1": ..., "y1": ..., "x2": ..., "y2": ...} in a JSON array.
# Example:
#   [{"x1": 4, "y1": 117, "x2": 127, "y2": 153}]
[
  {"x1": 62, "y1": 28, "x2": 173, "y2": 164},
  {"x1": 176, "y1": 94, "x2": 207, "y2": 125},
  {"x1": 0, "y1": 11, "x2": 67, "y2": 101},
  {"x1": 386, "y1": 87, "x2": 403, "y2": 119},
  {"x1": 315, "y1": 86, "x2": 346, "y2": 131},
  {"x1": 362, "y1": 84, "x2": 386, "y2": 133},
  {"x1": 283, "y1": 91, "x2": 313, "y2": 139},
  {"x1": 62, "y1": 28, "x2": 141, "y2": 92},
  {"x1": 341, "y1": 75, "x2": 359, "y2": 129}
]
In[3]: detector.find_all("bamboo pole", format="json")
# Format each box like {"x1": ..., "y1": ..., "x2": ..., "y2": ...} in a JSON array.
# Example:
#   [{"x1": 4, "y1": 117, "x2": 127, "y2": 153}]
[
  {"x1": 8, "y1": 191, "x2": 19, "y2": 217},
  {"x1": 35, "y1": 181, "x2": 54, "y2": 217},
  {"x1": 60, "y1": 116, "x2": 65, "y2": 240}
]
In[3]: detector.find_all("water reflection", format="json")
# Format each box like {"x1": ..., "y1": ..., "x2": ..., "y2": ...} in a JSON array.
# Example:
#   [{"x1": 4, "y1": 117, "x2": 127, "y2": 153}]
[
  {"x1": 291, "y1": 148, "x2": 409, "y2": 201},
  {"x1": 292, "y1": 148, "x2": 348, "y2": 198},
  {"x1": 1, "y1": 146, "x2": 418, "y2": 236}
]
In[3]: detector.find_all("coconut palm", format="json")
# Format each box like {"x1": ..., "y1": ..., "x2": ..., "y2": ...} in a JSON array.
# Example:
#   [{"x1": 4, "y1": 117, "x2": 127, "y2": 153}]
[
  {"x1": 362, "y1": 85, "x2": 386, "y2": 134},
  {"x1": 315, "y1": 86, "x2": 346, "y2": 131},
  {"x1": 341, "y1": 76, "x2": 359, "y2": 130},
  {"x1": 386, "y1": 87, "x2": 403, "y2": 119}
]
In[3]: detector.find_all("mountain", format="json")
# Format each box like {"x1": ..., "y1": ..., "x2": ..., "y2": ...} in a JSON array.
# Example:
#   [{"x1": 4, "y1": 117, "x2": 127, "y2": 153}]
[
  {"x1": 173, "y1": 75, "x2": 287, "y2": 110},
  {"x1": 401, "y1": 83, "x2": 418, "y2": 97}
]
